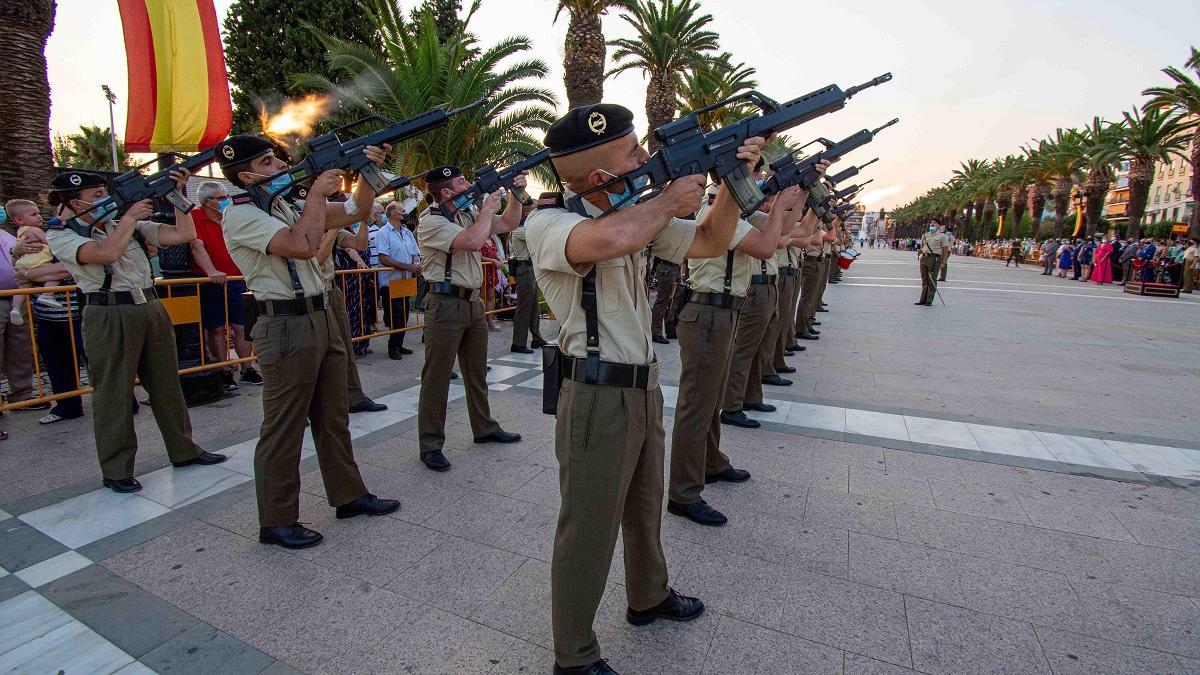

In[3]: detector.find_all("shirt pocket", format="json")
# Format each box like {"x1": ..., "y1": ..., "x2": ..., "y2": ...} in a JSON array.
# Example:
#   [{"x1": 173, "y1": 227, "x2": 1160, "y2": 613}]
[{"x1": 596, "y1": 258, "x2": 627, "y2": 315}]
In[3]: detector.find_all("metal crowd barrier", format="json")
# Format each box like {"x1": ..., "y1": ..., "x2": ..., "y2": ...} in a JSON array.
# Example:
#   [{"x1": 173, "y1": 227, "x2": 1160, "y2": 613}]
[{"x1": 0, "y1": 262, "x2": 521, "y2": 414}]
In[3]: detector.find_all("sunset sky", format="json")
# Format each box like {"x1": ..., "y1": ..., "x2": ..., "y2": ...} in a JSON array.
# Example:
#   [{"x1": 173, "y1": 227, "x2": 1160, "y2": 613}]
[{"x1": 45, "y1": 0, "x2": 1200, "y2": 210}]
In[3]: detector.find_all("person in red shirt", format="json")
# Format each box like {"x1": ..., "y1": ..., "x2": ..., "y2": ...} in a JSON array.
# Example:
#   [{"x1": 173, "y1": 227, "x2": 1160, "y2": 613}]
[{"x1": 190, "y1": 181, "x2": 261, "y2": 387}]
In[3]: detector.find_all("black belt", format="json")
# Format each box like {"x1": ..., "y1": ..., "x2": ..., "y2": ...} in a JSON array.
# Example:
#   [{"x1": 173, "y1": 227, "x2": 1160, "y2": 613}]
[
  {"x1": 428, "y1": 282, "x2": 480, "y2": 300},
  {"x1": 750, "y1": 274, "x2": 777, "y2": 285},
  {"x1": 563, "y1": 355, "x2": 657, "y2": 390},
  {"x1": 509, "y1": 259, "x2": 532, "y2": 271},
  {"x1": 256, "y1": 293, "x2": 328, "y2": 316},
  {"x1": 778, "y1": 267, "x2": 797, "y2": 276},
  {"x1": 685, "y1": 290, "x2": 745, "y2": 311},
  {"x1": 83, "y1": 287, "x2": 158, "y2": 306}
]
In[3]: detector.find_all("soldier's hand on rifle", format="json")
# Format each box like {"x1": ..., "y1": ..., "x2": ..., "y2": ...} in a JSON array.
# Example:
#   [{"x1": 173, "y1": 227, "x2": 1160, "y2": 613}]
[
  {"x1": 776, "y1": 185, "x2": 805, "y2": 213},
  {"x1": 363, "y1": 144, "x2": 391, "y2": 168},
  {"x1": 511, "y1": 172, "x2": 529, "y2": 190},
  {"x1": 480, "y1": 190, "x2": 503, "y2": 215},
  {"x1": 121, "y1": 199, "x2": 154, "y2": 226},
  {"x1": 310, "y1": 170, "x2": 345, "y2": 199},
  {"x1": 168, "y1": 168, "x2": 192, "y2": 191},
  {"x1": 815, "y1": 159, "x2": 834, "y2": 176},
  {"x1": 737, "y1": 136, "x2": 767, "y2": 170},
  {"x1": 661, "y1": 175, "x2": 706, "y2": 218}
]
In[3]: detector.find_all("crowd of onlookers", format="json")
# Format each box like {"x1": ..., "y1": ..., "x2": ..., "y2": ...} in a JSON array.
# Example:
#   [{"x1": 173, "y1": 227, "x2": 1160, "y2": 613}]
[
  {"x1": 0, "y1": 192, "x2": 521, "y2": 438},
  {"x1": 964, "y1": 235, "x2": 1198, "y2": 291}
]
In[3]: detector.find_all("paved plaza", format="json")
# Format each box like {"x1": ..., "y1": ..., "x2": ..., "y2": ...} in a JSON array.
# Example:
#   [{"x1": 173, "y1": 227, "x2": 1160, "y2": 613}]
[{"x1": 1, "y1": 248, "x2": 1198, "y2": 674}]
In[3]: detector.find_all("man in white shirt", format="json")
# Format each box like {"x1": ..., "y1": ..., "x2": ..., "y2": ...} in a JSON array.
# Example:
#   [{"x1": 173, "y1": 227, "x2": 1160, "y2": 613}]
[{"x1": 377, "y1": 201, "x2": 422, "y2": 358}]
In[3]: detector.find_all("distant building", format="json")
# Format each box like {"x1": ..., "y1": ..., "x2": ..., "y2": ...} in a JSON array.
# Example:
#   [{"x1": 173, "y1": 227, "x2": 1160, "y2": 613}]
[
  {"x1": 1145, "y1": 155, "x2": 1194, "y2": 229},
  {"x1": 1103, "y1": 160, "x2": 1130, "y2": 227}
]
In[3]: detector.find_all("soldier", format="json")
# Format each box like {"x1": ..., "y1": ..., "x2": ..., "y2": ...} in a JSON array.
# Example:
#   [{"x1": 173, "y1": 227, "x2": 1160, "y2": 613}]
[
  {"x1": 45, "y1": 170, "x2": 227, "y2": 493},
  {"x1": 669, "y1": 183, "x2": 809, "y2": 526},
  {"x1": 795, "y1": 223, "x2": 826, "y2": 341},
  {"x1": 508, "y1": 205, "x2": 547, "y2": 353},
  {"x1": 774, "y1": 209, "x2": 820, "y2": 366},
  {"x1": 218, "y1": 135, "x2": 399, "y2": 549},
  {"x1": 917, "y1": 219, "x2": 950, "y2": 306},
  {"x1": 526, "y1": 103, "x2": 764, "y2": 675},
  {"x1": 649, "y1": 257, "x2": 679, "y2": 344},
  {"x1": 416, "y1": 166, "x2": 523, "y2": 472}
]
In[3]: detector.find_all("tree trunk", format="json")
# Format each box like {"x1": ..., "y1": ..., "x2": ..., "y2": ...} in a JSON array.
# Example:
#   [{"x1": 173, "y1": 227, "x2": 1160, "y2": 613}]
[
  {"x1": 1189, "y1": 128, "x2": 1200, "y2": 239},
  {"x1": 1029, "y1": 182, "x2": 1049, "y2": 240},
  {"x1": 1126, "y1": 156, "x2": 1154, "y2": 241},
  {"x1": 1011, "y1": 185, "x2": 1028, "y2": 235},
  {"x1": 1051, "y1": 175, "x2": 1073, "y2": 238},
  {"x1": 1083, "y1": 166, "x2": 1110, "y2": 238},
  {"x1": 0, "y1": 1, "x2": 57, "y2": 214},
  {"x1": 563, "y1": 8, "x2": 605, "y2": 109},
  {"x1": 644, "y1": 71, "x2": 677, "y2": 152}
]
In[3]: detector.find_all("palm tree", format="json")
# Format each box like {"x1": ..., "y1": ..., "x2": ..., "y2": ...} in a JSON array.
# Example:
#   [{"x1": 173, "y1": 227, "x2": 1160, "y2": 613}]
[
  {"x1": 53, "y1": 125, "x2": 135, "y2": 171},
  {"x1": 0, "y1": 1, "x2": 57, "y2": 209},
  {"x1": 1038, "y1": 129, "x2": 1086, "y2": 237},
  {"x1": 1143, "y1": 47, "x2": 1200, "y2": 237},
  {"x1": 1022, "y1": 142, "x2": 1057, "y2": 239},
  {"x1": 554, "y1": 0, "x2": 632, "y2": 109},
  {"x1": 1076, "y1": 117, "x2": 1122, "y2": 237},
  {"x1": 1114, "y1": 106, "x2": 1196, "y2": 240},
  {"x1": 990, "y1": 155, "x2": 1023, "y2": 235},
  {"x1": 608, "y1": 0, "x2": 718, "y2": 151},
  {"x1": 296, "y1": 0, "x2": 557, "y2": 183},
  {"x1": 675, "y1": 53, "x2": 758, "y2": 131}
]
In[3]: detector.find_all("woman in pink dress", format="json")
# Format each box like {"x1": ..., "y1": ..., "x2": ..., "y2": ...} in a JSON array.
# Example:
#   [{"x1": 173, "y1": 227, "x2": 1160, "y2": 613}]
[{"x1": 1091, "y1": 237, "x2": 1114, "y2": 285}]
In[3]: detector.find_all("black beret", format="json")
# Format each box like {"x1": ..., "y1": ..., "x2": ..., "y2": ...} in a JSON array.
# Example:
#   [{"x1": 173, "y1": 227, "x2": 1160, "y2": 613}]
[
  {"x1": 215, "y1": 135, "x2": 274, "y2": 167},
  {"x1": 424, "y1": 166, "x2": 463, "y2": 185},
  {"x1": 544, "y1": 104, "x2": 635, "y2": 157},
  {"x1": 51, "y1": 171, "x2": 106, "y2": 192}
]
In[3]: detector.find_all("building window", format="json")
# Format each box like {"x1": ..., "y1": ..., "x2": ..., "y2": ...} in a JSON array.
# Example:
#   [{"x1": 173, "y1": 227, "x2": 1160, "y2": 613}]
[
  {"x1": 1155, "y1": 186, "x2": 1161, "y2": 203},
  {"x1": 1173, "y1": 206, "x2": 1181, "y2": 221}
]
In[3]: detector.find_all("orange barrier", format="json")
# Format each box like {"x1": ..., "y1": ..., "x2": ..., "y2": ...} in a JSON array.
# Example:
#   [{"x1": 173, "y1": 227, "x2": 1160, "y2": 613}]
[{"x1": 0, "y1": 262, "x2": 520, "y2": 414}]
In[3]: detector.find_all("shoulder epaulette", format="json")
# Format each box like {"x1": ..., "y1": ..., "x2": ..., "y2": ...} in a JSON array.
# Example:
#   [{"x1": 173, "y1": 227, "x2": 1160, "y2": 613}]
[
  {"x1": 537, "y1": 192, "x2": 564, "y2": 209},
  {"x1": 231, "y1": 192, "x2": 253, "y2": 205}
]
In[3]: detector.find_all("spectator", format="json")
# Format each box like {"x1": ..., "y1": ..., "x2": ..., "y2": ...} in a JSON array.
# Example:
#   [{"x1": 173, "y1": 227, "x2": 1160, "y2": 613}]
[
  {"x1": 189, "y1": 182, "x2": 261, "y2": 388},
  {"x1": 1183, "y1": 238, "x2": 1198, "y2": 294},
  {"x1": 1056, "y1": 240, "x2": 1074, "y2": 278},
  {"x1": 479, "y1": 235, "x2": 503, "y2": 331},
  {"x1": 2, "y1": 201, "x2": 51, "y2": 415},
  {"x1": 1091, "y1": 236, "x2": 1113, "y2": 285},
  {"x1": 1138, "y1": 238, "x2": 1157, "y2": 282},
  {"x1": 376, "y1": 201, "x2": 420, "y2": 360},
  {"x1": 1119, "y1": 238, "x2": 1138, "y2": 285}
]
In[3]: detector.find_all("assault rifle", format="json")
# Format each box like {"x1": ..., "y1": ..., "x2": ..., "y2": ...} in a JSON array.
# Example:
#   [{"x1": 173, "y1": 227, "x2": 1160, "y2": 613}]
[
  {"x1": 831, "y1": 179, "x2": 873, "y2": 202},
  {"x1": 458, "y1": 149, "x2": 550, "y2": 207},
  {"x1": 566, "y1": 73, "x2": 893, "y2": 217},
  {"x1": 827, "y1": 158, "x2": 878, "y2": 186},
  {"x1": 61, "y1": 149, "x2": 215, "y2": 236},
  {"x1": 254, "y1": 99, "x2": 488, "y2": 205},
  {"x1": 763, "y1": 119, "x2": 898, "y2": 198}
]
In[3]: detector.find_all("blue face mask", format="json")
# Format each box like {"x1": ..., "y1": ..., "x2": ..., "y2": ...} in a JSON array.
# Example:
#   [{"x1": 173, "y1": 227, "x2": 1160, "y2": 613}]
[
  {"x1": 252, "y1": 173, "x2": 293, "y2": 197},
  {"x1": 452, "y1": 193, "x2": 474, "y2": 211},
  {"x1": 82, "y1": 198, "x2": 118, "y2": 223},
  {"x1": 0, "y1": 208, "x2": 6, "y2": 226},
  {"x1": 599, "y1": 170, "x2": 650, "y2": 210},
  {"x1": 217, "y1": 197, "x2": 233, "y2": 212},
  {"x1": 929, "y1": 226, "x2": 938, "y2": 233}
]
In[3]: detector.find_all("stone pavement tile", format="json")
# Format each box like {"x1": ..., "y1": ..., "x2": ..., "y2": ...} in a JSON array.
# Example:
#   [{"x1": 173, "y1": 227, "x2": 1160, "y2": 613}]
[
  {"x1": 905, "y1": 596, "x2": 1051, "y2": 675},
  {"x1": 387, "y1": 535, "x2": 526, "y2": 616},
  {"x1": 18, "y1": 488, "x2": 174, "y2": 550},
  {"x1": 423, "y1": 489, "x2": 541, "y2": 546},
  {"x1": 248, "y1": 576, "x2": 415, "y2": 673},
  {"x1": 843, "y1": 652, "x2": 920, "y2": 674},
  {"x1": 847, "y1": 532, "x2": 964, "y2": 606},
  {"x1": 41, "y1": 564, "x2": 202, "y2": 658},
  {"x1": 1068, "y1": 576, "x2": 1200, "y2": 659},
  {"x1": 1107, "y1": 503, "x2": 1200, "y2": 553},
  {"x1": 701, "y1": 476, "x2": 807, "y2": 524},
  {"x1": 700, "y1": 615, "x2": 843, "y2": 675},
  {"x1": 903, "y1": 416, "x2": 979, "y2": 451},
  {"x1": 0, "y1": 518, "x2": 69, "y2": 572},
  {"x1": 606, "y1": 534, "x2": 699, "y2": 589},
  {"x1": 488, "y1": 638, "x2": 554, "y2": 674},
  {"x1": 508, "y1": 466, "x2": 559, "y2": 508},
  {"x1": 0, "y1": 590, "x2": 73, "y2": 655},
  {"x1": 965, "y1": 424, "x2": 1057, "y2": 462},
  {"x1": 439, "y1": 450, "x2": 546, "y2": 498},
  {"x1": 79, "y1": 509, "x2": 197, "y2": 563},
  {"x1": 810, "y1": 439, "x2": 888, "y2": 471},
  {"x1": 492, "y1": 503, "x2": 557, "y2": 563},
  {"x1": 804, "y1": 487, "x2": 898, "y2": 539},
  {"x1": 589, "y1": 589, "x2": 719, "y2": 675},
  {"x1": 201, "y1": 490, "x2": 323, "y2": 539},
  {"x1": 140, "y1": 624, "x2": 275, "y2": 674},
  {"x1": 1034, "y1": 432, "x2": 1138, "y2": 474},
  {"x1": 778, "y1": 568, "x2": 912, "y2": 668},
  {"x1": 310, "y1": 516, "x2": 445, "y2": 586},
  {"x1": 13, "y1": 551, "x2": 91, "y2": 588},
  {"x1": 1014, "y1": 493, "x2": 1138, "y2": 542},
  {"x1": 1013, "y1": 471, "x2": 1200, "y2": 519},
  {"x1": 845, "y1": 409, "x2": 910, "y2": 442},
  {"x1": 662, "y1": 496, "x2": 761, "y2": 559},
  {"x1": 518, "y1": 438, "x2": 558, "y2": 470},
  {"x1": 926, "y1": 476, "x2": 1032, "y2": 525},
  {"x1": 848, "y1": 466, "x2": 935, "y2": 508},
  {"x1": 744, "y1": 515, "x2": 849, "y2": 579},
  {"x1": 950, "y1": 556, "x2": 1095, "y2": 634},
  {"x1": 672, "y1": 545, "x2": 790, "y2": 629},
  {"x1": 1103, "y1": 440, "x2": 1200, "y2": 481},
  {"x1": 1098, "y1": 537, "x2": 1200, "y2": 597},
  {"x1": 0, "y1": 617, "x2": 135, "y2": 674},
  {"x1": 470, "y1": 558, "x2": 558, "y2": 649},
  {"x1": 1034, "y1": 627, "x2": 1195, "y2": 675},
  {"x1": 354, "y1": 601, "x2": 518, "y2": 675},
  {"x1": 0, "y1": 574, "x2": 30, "y2": 603}
]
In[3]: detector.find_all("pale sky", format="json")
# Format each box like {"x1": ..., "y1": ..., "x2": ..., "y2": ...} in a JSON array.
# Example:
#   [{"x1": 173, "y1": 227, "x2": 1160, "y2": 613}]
[{"x1": 46, "y1": 0, "x2": 1200, "y2": 210}]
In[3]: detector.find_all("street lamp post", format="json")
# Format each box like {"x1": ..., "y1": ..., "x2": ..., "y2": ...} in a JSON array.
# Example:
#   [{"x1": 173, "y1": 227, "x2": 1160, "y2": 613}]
[{"x1": 101, "y1": 85, "x2": 118, "y2": 172}]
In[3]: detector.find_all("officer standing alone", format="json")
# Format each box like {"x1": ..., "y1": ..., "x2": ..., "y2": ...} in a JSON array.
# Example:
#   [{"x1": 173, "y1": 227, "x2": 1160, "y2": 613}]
[
  {"x1": 917, "y1": 219, "x2": 950, "y2": 306},
  {"x1": 416, "y1": 166, "x2": 524, "y2": 472},
  {"x1": 217, "y1": 135, "x2": 399, "y2": 549}
]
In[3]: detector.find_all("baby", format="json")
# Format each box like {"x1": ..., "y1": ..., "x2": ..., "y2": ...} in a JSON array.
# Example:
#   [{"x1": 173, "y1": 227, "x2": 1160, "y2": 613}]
[{"x1": 5, "y1": 200, "x2": 54, "y2": 283}]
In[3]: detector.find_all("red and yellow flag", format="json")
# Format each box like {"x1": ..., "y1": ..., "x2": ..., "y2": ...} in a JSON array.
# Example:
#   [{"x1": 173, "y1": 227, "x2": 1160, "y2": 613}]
[{"x1": 118, "y1": 0, "x2": 231, "y2": 152}]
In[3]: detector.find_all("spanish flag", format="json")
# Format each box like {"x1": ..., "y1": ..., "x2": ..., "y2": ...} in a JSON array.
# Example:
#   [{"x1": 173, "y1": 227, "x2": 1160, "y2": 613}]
[{"x1": 118, "y1": 0, "x2": 231, "y2": 152}]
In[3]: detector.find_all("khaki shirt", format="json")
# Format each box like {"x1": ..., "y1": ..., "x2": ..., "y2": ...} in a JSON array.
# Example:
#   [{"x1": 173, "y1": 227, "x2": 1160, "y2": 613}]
[
  {"x1": 921, "y1": 231, "x2": 950, "y2": 256},
  {"x1": 417, "y1": 206, "x2": 490, "y2": 289},
  {"x1": 822, "y1": 241, "x2": 832, "y2": 256},
  {"x1": 687, "y1": 211, "x2": 754, "y2": 297},
  {"x1": 774, "y1": 244, "x2": 795, "y2": 269},
  {"x1": 525, "y1": 190, "x2": 696, "y2": 364},
  {"x1": 47, "y1": 218, "x2": 162, "y2": 293},
  {"x1": 789, "y1": 244, "x2": 803, "y2": 263},
  {"x1": 747, "y1": 212, "x2": 778, "y2": 276},
  {"x1": 320, "y1": 229, "x2": 359, "y2": 288},
  {"x1": 223, "y1": 201, "x2": 326, "y2": 301},
  {"x1": 509, "y1": 225, "x2": 531, "y2": 260}
]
